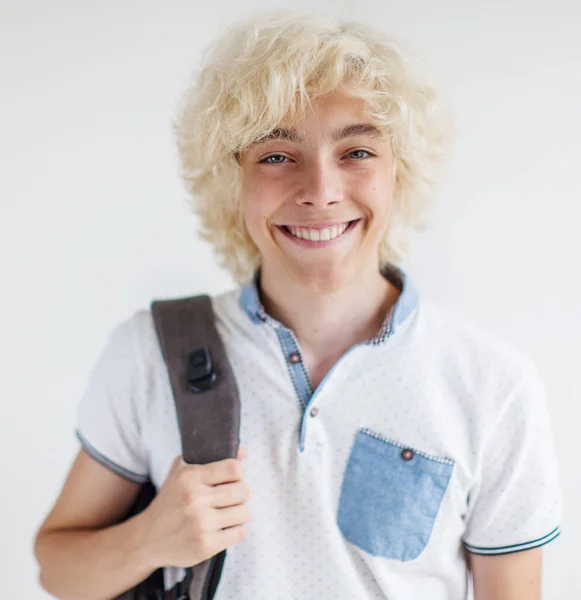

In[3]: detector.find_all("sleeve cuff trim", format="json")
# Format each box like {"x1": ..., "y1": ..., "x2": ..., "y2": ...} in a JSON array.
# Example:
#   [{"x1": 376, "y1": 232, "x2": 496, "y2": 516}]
[
  {"x1": 463, "y1": 525, "x2": 561, "y2": 555},
  {"x1": 75, "y1": 429, "x2": 149, "y2": 484}
]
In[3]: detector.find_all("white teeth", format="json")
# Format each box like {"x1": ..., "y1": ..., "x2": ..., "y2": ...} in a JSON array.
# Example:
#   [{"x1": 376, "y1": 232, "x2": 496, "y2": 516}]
[{"x1": 287, "y1": 222, "x2": 350, "y2": 241}]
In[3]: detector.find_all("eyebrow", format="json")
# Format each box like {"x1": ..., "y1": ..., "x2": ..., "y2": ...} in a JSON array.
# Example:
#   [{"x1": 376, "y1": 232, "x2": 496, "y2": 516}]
[{"x1": 252, "y1": 123, "x2": 384, "y2": 146}]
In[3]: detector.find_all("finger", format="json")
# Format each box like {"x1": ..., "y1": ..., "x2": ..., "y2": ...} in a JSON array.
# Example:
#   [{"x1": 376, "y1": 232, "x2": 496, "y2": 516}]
[
  {"x1": 210, "y1": 481, "x2": 251, "y2": 508},
  {"x1": 202, "y1": 457, "x2": 244, "y2": 486},
  {"x1": 214, "y1": 524, "x2": 247, "y2": 551},
  {"x1": 214, "y1": 503, "x2": 252, "y2": 529}
]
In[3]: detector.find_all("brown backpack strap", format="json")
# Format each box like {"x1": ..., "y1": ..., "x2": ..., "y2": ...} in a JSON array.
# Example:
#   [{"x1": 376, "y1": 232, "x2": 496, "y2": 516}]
[
  {"x1": 150, "y1": 294, "x2": 241, "y2": 464},
  {"x1": 150, "y1": 294, "x2": 241, "y2": 599}
]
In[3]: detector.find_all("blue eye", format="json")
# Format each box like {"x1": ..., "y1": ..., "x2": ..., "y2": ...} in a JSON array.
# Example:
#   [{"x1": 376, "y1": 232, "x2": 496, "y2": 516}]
[
  {"x1": 260, "y1": 149, "x2": 373, "y2": 164},
  {"x1": 260, "y1": 154, "x2": 288, "y2": 164},
  {"x1": 348, "y1": 149, "x2": 372, "y2": 160}
]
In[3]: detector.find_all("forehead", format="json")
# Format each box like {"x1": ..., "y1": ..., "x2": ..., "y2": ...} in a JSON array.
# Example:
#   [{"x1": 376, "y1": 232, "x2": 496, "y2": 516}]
[{"x1": 239, "y1": 90, "x2": 390, "y2": 159}]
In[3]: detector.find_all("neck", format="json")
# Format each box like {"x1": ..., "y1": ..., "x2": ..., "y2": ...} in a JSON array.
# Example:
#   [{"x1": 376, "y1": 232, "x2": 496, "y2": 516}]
[{"x1": 257, "y1": 263, "x2": 401, "y2": 357}]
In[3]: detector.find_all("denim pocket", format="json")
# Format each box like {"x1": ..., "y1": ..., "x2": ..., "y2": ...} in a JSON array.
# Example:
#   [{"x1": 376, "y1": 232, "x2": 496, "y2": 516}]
[{"x1": 337, "y1": 428, "x2": 454, "y2": 561}]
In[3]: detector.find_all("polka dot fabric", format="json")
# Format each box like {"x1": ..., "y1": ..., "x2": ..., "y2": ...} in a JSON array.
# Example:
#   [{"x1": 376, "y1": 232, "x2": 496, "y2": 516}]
[{"x1": 75, "y1": 266, "x2": 562, "y2": 599}]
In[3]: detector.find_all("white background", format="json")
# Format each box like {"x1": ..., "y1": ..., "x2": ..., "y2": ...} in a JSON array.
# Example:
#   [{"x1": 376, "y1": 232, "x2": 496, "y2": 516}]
[{"x1": 1, "y1": 1, "x2": 579, "y2": 597}]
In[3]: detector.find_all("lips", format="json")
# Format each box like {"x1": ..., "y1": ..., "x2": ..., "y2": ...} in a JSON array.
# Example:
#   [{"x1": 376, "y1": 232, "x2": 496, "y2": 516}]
[
  {"x1": 276, "y1": 219, "x2": 360, "y2": 244},
  {"x1": 280, "y1": 219, "x2": 356, "y2": 230}
]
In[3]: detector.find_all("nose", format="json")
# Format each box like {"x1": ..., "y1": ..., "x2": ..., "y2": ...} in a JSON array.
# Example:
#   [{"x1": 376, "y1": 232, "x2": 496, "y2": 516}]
[{"x1": 296, "y1": 159, "x2": 343, "y2": 209}]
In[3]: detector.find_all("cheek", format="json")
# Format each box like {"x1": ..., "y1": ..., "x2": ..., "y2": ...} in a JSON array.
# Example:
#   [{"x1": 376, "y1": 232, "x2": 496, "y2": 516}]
[
  {"x1": 243, "y1": 180, "x2": 282, "y2": 221},
  {"x1": 372, "y1": 171, "x2": 394, "y2": 208},
  {"x1": 361, "y1": 181, "x2": 393, "y2": 214},
  {"x1": 360, "y1": 183, "x2": 394, "y2": 237},
  {"x1": 241, "y1": 197, "x2": 272, "y2": 244}
]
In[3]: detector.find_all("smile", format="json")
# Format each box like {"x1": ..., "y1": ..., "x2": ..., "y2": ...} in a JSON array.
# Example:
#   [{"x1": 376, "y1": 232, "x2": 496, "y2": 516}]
[{"x1": 276, "y1": 219, "x2": 360, "y2": 245}]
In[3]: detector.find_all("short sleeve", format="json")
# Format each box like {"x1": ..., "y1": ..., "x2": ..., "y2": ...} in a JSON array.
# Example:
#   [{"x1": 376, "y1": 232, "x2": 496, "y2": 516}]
[
  {"x1": 462, "y1": 358, "x2": 563, "y2": 555},
  {"x1": 75, "y1": 312, "x2": 149, "y2": 483}
]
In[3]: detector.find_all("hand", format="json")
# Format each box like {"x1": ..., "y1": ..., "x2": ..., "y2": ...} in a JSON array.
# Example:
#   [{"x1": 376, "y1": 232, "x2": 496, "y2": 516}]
[{"x1": 140, "y1": 446, "x2": 251, "y2": 569}]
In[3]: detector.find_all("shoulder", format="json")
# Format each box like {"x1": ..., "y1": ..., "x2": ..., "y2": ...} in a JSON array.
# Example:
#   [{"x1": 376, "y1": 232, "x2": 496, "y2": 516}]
[
  {"x1": 117, "y1": 307, "x2": 160, "y2": 362},
  {"x1": 125, "y1": 287, "x2": 245, "y2": 353},
  {"x1": 210, "y1": 286, "x2": 245, "y2": 318},
  {"x1": 414, "y1": 297, "x2": 539, "y2": 395}
]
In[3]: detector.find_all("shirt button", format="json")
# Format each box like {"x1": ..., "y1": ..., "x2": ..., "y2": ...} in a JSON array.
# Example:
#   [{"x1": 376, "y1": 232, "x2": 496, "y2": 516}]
[
  {"x1": 310, "y1": 407, "x2": 319, "y2": 417},
  {"x1": 401, "y1": 449, "x2": 414, "y2": 461},
  {"x1": 289, "y1": 352, "x2": 301, "y2": 364}
]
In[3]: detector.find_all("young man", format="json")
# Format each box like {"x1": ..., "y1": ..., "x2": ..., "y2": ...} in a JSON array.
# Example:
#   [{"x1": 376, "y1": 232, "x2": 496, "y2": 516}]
[{"x1": 34, "y1": 10, "x2": 562, "y2": 600}]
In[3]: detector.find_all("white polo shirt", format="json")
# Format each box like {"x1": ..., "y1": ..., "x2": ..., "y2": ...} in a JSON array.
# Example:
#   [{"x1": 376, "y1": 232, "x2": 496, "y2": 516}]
[{"x1": 75, "y1": 262, "x2": 563, "y2": 599}]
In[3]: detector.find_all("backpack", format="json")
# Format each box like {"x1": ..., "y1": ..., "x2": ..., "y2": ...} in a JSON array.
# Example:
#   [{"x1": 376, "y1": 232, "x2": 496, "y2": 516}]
[{"x1": 113, "y1": 294, "x2": 241, "y2": 600}]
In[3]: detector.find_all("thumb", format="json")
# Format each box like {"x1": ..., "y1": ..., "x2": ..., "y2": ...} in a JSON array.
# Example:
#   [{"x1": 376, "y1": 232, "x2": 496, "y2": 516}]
[{"x1": 172, "y1": 454, "x2": 187, "y2": 470}]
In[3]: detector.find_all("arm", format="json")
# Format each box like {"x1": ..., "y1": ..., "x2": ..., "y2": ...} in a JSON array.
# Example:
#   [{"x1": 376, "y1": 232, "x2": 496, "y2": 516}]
[
  {"x1": 468, "y1": 548, "x2": 542, "y2": 600},
  {"x1": 462, "y1": 359, "x2": 561, "y2": 600},
  {"x1": 34, "y1": 448, "x2": 158, "y2": 600}
]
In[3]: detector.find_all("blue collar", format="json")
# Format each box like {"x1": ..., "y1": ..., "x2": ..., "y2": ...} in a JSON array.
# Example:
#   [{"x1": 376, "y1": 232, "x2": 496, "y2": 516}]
[{"x1": 239, "y1": 262, "x2": 419, "y2": 342}]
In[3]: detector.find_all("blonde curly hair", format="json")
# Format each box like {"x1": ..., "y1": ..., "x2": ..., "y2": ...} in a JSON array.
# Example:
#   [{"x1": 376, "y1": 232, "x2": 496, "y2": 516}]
[{"x1": 172, "y1": 9, "x2": 456, "y2": 284}]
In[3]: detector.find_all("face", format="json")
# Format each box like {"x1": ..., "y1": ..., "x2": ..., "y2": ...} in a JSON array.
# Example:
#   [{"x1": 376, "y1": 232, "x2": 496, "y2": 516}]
[{"x1": 238, "y1": 89, "x2": 395, "y2": 291}]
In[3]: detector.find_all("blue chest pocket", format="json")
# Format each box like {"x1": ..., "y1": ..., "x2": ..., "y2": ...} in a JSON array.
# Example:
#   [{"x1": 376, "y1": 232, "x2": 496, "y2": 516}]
[{"x1": 337, "y1": 428, "x2": 455, "y2": 561}]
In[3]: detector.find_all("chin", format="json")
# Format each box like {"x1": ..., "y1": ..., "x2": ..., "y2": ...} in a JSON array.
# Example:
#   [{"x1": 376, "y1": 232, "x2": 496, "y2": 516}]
[{"x1": 294, "y1": 263, "x2": 351, "y2": 292}]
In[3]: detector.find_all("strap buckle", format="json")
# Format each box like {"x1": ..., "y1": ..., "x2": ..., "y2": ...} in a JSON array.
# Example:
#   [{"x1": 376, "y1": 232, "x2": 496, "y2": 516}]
[{"x1": 187, "y1": 347, "x2": 217, "y2": 393}]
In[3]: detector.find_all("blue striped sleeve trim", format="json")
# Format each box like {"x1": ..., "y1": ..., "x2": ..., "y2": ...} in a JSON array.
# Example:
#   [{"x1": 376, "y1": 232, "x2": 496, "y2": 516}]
[
  {"x1": 463, "y1": 525, "x2": 561, "y2": 555},
  {"x1": 75, "y1": 429, "x2": 149, "y2": 484}
]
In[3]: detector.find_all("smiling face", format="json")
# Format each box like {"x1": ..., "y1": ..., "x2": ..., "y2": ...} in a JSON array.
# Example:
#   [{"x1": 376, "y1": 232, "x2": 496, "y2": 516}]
[{"x1": 238, "y1": 89, "x2": 396, "y2": 292}]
